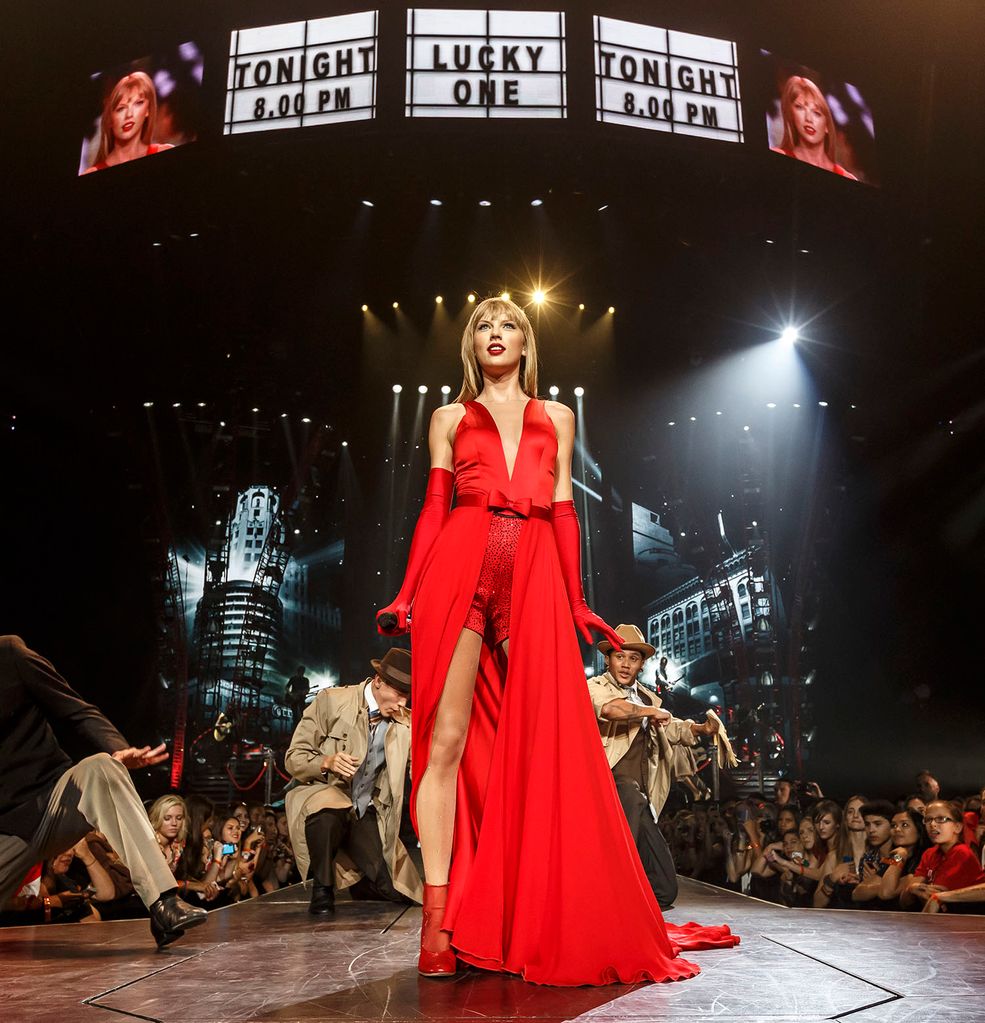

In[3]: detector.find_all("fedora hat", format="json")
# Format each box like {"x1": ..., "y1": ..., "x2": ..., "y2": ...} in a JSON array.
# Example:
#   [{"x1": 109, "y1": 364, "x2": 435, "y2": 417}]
[
  {"x1": 370, "y1": 647, "x2": 412, "y2": 694},
  {"x1": 597, "y1": 623, "x2": 655, "y2": 659}
]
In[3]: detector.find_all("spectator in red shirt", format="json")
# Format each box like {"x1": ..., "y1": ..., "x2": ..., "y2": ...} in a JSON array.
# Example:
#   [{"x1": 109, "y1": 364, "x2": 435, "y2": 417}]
[{"x1": 901, "y1": 800, "x2": 985, "y2": 911}]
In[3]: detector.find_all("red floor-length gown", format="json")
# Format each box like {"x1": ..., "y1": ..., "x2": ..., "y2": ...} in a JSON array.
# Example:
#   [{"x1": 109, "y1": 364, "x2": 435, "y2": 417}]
[{"x1": 409, "y1": 399, "x2": 738, "y2": 985}]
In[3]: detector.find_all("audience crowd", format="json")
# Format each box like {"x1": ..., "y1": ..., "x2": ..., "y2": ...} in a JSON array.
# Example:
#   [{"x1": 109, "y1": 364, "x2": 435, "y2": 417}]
[
  {"x1": 663, "y1": 770, "x2": 985, "y2": 913},
  {"x1": 4, "y1": 767, "x2": 984, "y2": 926},
  {"x1": 2, "y1": 795, "x2": 301, "y2": 925}
]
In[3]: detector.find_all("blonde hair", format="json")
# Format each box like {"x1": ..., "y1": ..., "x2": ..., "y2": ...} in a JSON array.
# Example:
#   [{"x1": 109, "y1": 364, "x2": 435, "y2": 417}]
[
  {"x1": 454, "y1": 298, "x2": 539, "y2": 403},
  {"x1": 779, "y1": 76, "x2": 837, "y2": 162},
  {"x1": 94, "y1": 71, "x2": 158, "y2": 166},
  {"x1": 148, "y1": 794, "x2": 188, "y2": 843}
]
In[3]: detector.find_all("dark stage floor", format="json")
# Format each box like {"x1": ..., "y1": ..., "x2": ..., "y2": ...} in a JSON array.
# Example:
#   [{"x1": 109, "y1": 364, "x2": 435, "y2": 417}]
[{"x1": 3, "y1": 879, "x2": 982, "y2": 1023}]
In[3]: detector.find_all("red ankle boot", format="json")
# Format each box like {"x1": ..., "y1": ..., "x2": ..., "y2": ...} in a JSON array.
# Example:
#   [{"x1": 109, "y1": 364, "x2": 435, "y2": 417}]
[{"x1": 419, "y1": 883, "x2": 457, "y2": 977}]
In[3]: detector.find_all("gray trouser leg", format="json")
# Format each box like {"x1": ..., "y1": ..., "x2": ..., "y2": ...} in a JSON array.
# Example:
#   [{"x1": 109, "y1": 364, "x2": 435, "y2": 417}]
[
  {"x1": 614, "y1": 777, "x2": 679, "y2": 909},
  {"x1": 0, "y1": 754, "x2": 175, "y2": 908}
]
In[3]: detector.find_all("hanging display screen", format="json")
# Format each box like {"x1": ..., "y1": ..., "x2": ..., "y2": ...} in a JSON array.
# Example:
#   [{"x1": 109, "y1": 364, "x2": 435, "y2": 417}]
[
  {"x1": 80, "y1": 43, "x2": 203, "y2": 175},
  {"x1": 224, "y1": 11, "x2": 378, "y2": 134},
  {"x1": 594, "y1": 16, "x2": 743, "y2": 143},
  {"x1": 406, "y1": 9, "x2": 566, "y2": 117},
  {"x1": 762, "y1": 51, "x2": 878, "y2": 186}
]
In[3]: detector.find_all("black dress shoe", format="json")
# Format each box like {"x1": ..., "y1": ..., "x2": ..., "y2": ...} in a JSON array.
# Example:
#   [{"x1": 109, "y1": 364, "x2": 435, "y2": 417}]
[
  {"x1": 149, "y1": 893, "x2": 208, "y2": 948},
  {"x1": 309, "y1": 883, "x2": 335, "y2": 915}
]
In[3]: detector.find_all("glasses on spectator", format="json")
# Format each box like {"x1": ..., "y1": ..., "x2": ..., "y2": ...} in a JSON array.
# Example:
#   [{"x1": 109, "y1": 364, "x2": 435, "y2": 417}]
[{"x1": 924, "y1": 816, "x2": 958, "y2": 825}]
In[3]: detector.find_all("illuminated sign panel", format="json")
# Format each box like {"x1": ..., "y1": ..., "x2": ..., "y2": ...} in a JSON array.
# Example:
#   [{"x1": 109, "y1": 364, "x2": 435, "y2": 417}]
[
  {"x1": 406, "y1": 9, "x2": 566, "y2": 117},
  {"x1": 224, "y1": 11, "x2": 377, "y2": 134},
  {"x1": 594, "y1": 17, "x2": 743, "y2": 142}
]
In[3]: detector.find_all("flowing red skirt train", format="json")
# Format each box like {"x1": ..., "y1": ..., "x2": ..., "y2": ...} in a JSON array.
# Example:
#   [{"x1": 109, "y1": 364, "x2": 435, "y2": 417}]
[{"x1": 410, "y1": 508, "x2": 739, "y2": 986}]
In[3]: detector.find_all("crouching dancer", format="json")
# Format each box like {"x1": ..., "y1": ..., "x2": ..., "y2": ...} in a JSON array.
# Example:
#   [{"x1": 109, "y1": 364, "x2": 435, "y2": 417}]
[
  {"x1": 0, "y1": 635, "x2": 207, "y2": 947},
  {"x1": 285, "y1": 647, "x2": 423, "y2": 914},
  {"x1": 588, "y1": 624, "x2": 735, "y2": 909}
]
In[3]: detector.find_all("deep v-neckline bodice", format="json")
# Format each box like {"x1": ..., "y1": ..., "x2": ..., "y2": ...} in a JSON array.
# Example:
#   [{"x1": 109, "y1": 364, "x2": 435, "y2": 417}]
[{"x1": 470, "y1": 399, "x2": 532, "y2": 484}]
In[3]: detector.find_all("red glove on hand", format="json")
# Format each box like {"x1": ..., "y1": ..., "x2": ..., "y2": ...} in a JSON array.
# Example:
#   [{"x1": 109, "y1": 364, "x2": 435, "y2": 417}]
[
  {"x1": 550, "y1": 500, "x2": 622, "y2": 648},
  {"x1": 377, "y1": 468, "x2": 453, "y2": 635}
]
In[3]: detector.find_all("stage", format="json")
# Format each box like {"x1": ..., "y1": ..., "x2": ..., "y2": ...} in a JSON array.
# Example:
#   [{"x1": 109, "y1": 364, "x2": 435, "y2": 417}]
[{"x1": 3, "y1": 879, "x2": 982, "y2": 1022}]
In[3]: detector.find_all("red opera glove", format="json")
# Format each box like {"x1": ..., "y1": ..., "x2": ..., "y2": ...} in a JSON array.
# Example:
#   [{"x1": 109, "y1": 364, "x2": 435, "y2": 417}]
[
  {"x1": 550, "y1": 500, "x2": 622, "y2": 649},
  {"x1": 377, "y1": 468, "x2": 453, "y2": 635}
]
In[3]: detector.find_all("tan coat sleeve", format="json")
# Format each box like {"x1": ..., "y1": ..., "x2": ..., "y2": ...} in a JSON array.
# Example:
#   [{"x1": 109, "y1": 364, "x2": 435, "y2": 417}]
[
  {"x1": 587, "y1": 675, "x2": 617, "y2": 719},
  {"x1": 285, "y1": 692, "x2": 336, "y2": 783},
  {"x1": 663, "y1": 715, "x2": 698, "y2": 747}
]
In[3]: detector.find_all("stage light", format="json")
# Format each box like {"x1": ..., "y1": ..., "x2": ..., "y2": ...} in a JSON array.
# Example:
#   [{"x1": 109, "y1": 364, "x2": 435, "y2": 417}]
[
  {"x1": 251, "y1": 407, "x2": 259, "y2": 413},
  {"x1": 578, "y1": 303, "x2": 585, "y2": 311},
  {"x1": 197, "y1": 402, "x2": 206, "y2": 407},
  {"x1": 172, "y1": 402, "x2": 181, "y2": 408},
  {"x1": 418, "y1": 385, "x2": 428, "y2": 394},
  {"x1": 549, "y1": 385, "x2": 560, "y2": 397},
  {"x1": 689, "y1": 416, "x2": 696, "y2": 422},
  {"x1": 392, "y1": 301, "x2": 399, "y2": 309},
  {"x1": 430, "y1": 198, "x2": 443, "y2": 206},
  {"x1": 467, "y1": 293, "x2": 476, "y2": 303},
  {"x1": 743, "y1": 425, "x2": 750, "y2": 431},
  {"x1": 341, "y1": 441, "x2": 348, "y2": 447},
  {"x1": 479, "y1": 199, "x2": 492, "y2": 207},
  {"x1": 793, "y1": 403, "x2": 801, "y2": 408},
  {"x1": 766, "y1": 402, "x2": 777, "y2": 408},
  {"x1": 500, "y1": 291, "x2": 511, "y2": 301},
  {"x1": 818, "y1": 400, "x2": 829, "y2": 407},
  {"x1": 668, "y1": 421, "x2": 676, "y2": 427},
  {"x1": 280, "y1": 413, "x2": 288, "y2": 419},
  {"x1": 715, "y1": 410, "x2": 723, "y2": 416},
  {"x1": 215, "y1": 520, "x2": 221, "y2": 526},
  {"x1": 435, "y1": 295, "x2": 443, "y2": 304},
  {"x1": 361, "y1": 304, "x2": 368, "y2": 312},
  {"x1": 608, "y1": 306, "x2": 615, "y2": 314},
  {"x1": 294, "y1": 528, "x2": 300, "y2": 535},
  {"x1": 152, "y1": 241, "x2": 161, "y2": 247},
  {"x1": 143, "y1": 401, "x2": 154, "y2": 407},
  {"x1": 219, "y1": 421, "x2": 226, "y2": 427},
  {"x1": 530, "y1": 198, "x2": 543, "y2": 207},
  {"x1": 597, "y1": 204, "x2": 608, "y2": 212},
  {"x1": 766, "y1": 238, "x2": 774, "y2": 244},
  {"x1": 780, "y1": 326, "x2": 799, "y2": 347},
  {"x1": 301, "y1": 417, "x2": 311, "y2": 423},
  {"x1": 361, "y1": 199, "x2": 374, "y2": 207},
  {"x1": 441, "y1": 385, "x2": 451, "y2": 395},
  {"x1": 574, "y1": 386, "x2": 584, "y2": 398},
  {"x1": 392, "y1": 384, "x2": 402, "y2": 394},
  {"x1": 532, "y1": 289, "x2": 546, "y2": 304},
  {"x1": 189, "y1": 232, "x2": 199, "y2": 238}
]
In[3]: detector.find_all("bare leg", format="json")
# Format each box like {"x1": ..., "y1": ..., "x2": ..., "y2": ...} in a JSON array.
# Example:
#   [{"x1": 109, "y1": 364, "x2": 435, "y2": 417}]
[{"x1": 416, "y1": 628, "x2": 483, "y2": 884}]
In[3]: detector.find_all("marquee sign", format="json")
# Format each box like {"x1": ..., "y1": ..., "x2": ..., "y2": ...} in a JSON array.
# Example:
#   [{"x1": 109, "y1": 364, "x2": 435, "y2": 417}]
[
  {"x1": 224, "y1": 11, "x2": 378, "y2": 134},
  {"x1": 406, "y1": 9, "x2": 567, "y2": 117},
  {"x1": 594, "y1": 17, "x2": 743, "y2": 143}
]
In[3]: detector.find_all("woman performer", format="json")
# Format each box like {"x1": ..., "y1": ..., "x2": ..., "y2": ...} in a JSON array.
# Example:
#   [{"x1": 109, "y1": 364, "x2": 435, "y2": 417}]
[
  {"x1": 771, "y1": 75, "x2": 858, "y2": 180},
  {"x1": 377, "y1": 297, "x2": 738, "y2": 985},
  {"x1": 84, "y1": 71, "x2": 173, "y2": 174}
]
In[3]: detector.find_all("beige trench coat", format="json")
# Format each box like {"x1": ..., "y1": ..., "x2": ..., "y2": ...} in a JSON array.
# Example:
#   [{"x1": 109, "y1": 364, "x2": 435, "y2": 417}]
[
  {"x1": 284, "y1": 681, "x2": 423, "y2": 903},
  {"x1": 586, "y1": 672, "x2": 698, "y2": 818}
]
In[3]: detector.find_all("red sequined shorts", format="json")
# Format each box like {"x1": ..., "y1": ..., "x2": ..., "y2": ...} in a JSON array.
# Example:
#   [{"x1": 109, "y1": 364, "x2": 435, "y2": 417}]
[{"x1": 464, "y1": 513, "x2": 524, "y2": 646}]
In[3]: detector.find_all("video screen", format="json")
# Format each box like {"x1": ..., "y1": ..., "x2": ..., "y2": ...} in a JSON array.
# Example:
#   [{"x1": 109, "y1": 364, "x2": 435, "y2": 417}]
[
  {"x1": 763, "y1": 52, "x2": 878, "y2": 185},
  {"x1": 225, "y1": 11, "x2": 378, "y2": 134},
  {"x1": 79, "y1": 43, "x2": 203, "y2": 175},
  {"x1": 594, "y1": 17, "x2": 743, "y2": 143},
  {"x1": 406, "y1": 9, "x2": 567, "y2": 118}
]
